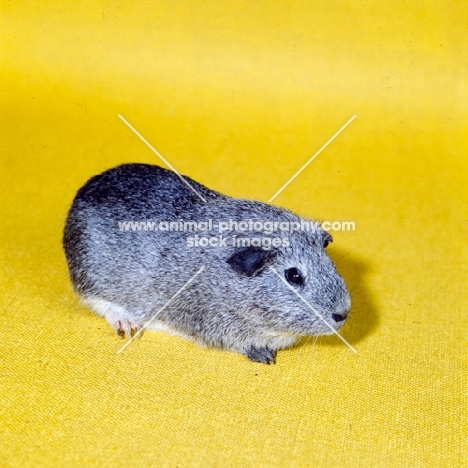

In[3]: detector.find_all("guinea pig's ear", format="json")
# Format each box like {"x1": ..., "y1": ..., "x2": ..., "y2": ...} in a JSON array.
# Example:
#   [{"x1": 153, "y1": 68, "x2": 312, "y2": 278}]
[{"x1": 226, "y1": 247, "x2": 276, "y2": 277}]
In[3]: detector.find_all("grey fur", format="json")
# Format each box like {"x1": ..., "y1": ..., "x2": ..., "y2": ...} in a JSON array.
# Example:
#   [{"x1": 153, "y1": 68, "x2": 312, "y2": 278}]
[{"x1": 63, "y1": 163, "x2": 351, "y2": 364}]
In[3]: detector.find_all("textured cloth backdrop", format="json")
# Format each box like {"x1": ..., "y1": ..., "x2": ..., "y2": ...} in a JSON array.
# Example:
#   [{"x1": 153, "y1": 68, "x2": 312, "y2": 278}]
[{"x1": 1, "y1": 1, "x2": 466, "y2": 466}]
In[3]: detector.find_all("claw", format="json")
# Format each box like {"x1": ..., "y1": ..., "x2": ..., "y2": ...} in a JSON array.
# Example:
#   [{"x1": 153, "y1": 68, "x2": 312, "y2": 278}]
[
  {"x1": 114, "y1": 320, "x2": 141, "y2": 339},
  {"x1": 246, "y1": 345, "x2": 277, "y2": 365}
]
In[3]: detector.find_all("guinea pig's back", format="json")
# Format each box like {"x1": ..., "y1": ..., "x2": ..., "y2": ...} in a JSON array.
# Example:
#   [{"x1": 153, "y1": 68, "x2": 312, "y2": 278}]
[
  {"x1": 62, "y1": 164, "x2": 217, "y2": 297},
  {"x1": 70, "y1": 164, "x2": 218, "y2": 217}
]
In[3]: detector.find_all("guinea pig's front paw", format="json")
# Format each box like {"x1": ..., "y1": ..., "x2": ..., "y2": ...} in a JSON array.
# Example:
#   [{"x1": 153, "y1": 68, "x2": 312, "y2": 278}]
[
  {"x1": 245, "y1": 346, "x2": 277, "y2": 365},
  {"x1": 113, "y1": 320, "x2": 141, "y2": 339}
]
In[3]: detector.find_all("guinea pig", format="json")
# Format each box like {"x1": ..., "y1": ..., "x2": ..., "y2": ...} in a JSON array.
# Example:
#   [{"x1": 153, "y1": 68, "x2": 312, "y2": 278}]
[{"x1": 63, "y1": 163, "x2": 351, "y2": 364}]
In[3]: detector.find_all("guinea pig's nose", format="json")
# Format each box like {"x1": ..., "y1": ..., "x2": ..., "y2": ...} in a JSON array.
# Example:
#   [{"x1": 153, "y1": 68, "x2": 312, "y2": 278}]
[{"x1": 332, "y1": 313, "x2": 347, "y2": 323}]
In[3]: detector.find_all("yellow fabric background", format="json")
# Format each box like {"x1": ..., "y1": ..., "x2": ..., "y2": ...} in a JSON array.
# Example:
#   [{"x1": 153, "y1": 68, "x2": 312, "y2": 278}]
[{"x1": 1, "y1": 1, "x2": 466, "y2": 466}]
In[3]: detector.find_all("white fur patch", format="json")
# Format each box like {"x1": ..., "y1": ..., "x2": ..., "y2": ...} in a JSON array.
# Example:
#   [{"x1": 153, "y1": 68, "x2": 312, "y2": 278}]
[
  {"x1": 82, "y1": 297, "x2": 139, "y2": 336},
  {"x1": 143, "y1": 320, "x2": 194, "y2": 342}
]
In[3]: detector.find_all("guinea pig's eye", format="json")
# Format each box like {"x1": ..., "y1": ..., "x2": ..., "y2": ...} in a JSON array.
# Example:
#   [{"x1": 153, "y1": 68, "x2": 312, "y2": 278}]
[{"x1": 285, "y1": 267, "x2": 305, "y2": 286}]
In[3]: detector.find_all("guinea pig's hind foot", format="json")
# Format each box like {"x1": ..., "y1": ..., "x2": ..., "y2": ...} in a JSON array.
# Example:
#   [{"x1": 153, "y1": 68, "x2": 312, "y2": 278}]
[
  {"x1": 245, "y1": 346, "x2": 277, "y2": 365},
  {"x1": 82, "y1": 297, "x2": 141, "y2": 339}
]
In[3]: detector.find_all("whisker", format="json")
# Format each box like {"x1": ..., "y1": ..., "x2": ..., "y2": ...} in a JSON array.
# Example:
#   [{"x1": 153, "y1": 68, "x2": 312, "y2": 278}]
[
  {"x1": 334, "y1": 248, "x2": 356, "y2": 265},
  {"x1": 349, "y1": 260, "x2": 361, "y2": 294},
  {"x1": 312, "y1": 335, "x2": 320, "y2": 352},
  {"x1": 351, "y1": 290, "x2": 364, "y2": 299}
]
